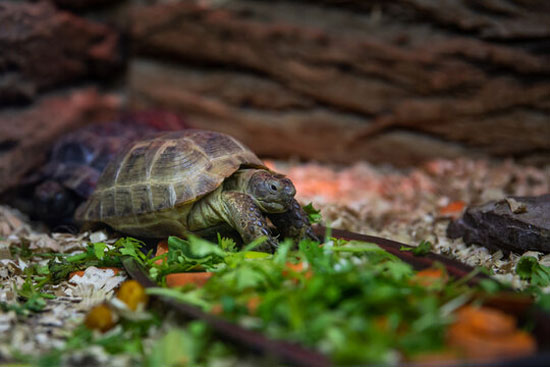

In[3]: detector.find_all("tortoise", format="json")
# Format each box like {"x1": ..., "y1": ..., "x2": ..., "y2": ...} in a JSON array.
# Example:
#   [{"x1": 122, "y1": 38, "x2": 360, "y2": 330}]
[
  {"x1": 9, "y1": 111, "x2": 186, "y2": 228},
  {"x1": 75, "y1": 129, "x2": 317, "y2": 250}
]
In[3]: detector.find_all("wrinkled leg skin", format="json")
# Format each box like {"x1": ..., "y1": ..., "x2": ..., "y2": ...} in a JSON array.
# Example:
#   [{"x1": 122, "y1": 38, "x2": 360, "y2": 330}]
[
  {"x1": 222, "y1": 192, "x2": 278, "y2": 252},
  {"x1": 269, "y1": 199, "x2": 319, "y2": 244}
]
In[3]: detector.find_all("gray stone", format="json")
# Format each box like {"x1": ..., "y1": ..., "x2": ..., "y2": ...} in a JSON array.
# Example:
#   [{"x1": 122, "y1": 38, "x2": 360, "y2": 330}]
[{"x1": 447, "y1": 194, "x2": 550, "y2": 254}]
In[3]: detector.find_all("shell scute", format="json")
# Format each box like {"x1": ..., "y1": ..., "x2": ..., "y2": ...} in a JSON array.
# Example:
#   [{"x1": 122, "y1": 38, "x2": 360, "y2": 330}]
[
  {"x1": 151, "y1": 141, "x2": 205, "y2": 182},
  {"x1": 198, "y1": 132, "x2": 244, "y2": 159},
  {"x1": 116, "y1": 144, "x2": 150, "y2": 185},
  {"x1": 150, "y1": 184, "x2": 176, "y2": 211},
  {"x1": 115, "y1": 188, "x2": 133, "y2": 217},
  {"x1": 77, "y1": 129, "x2": 266, "y2": 223},
  {"x1": 173, "y1": 182, "x2": 195, "y2": 204},
  {"x1": 84, "y1": 198, "x2": 101, "y2": 220},
  {"x1": 131, "y1": 184, "x2": 153, "y2": 213},
  {"x1": 101, "y1": 190, "x2": 116, "y2": 219}
]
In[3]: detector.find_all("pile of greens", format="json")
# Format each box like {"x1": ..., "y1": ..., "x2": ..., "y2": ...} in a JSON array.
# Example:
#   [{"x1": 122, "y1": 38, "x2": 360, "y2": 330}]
[
  {"x1": 144, "y1": 235, "x2": 495, "y2": 365},
  {"x1": 5, "y1": 218, "x2": 549, "y2": 366}
]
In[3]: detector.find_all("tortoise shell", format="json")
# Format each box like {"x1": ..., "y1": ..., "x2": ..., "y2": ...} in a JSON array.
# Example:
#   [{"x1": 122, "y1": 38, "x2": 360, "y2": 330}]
[{"x1": 76, "y1": 130, "x2": 266, "y2": 225}]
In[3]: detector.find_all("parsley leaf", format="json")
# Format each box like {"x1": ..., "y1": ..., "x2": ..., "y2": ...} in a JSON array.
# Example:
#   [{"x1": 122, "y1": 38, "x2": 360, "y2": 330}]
[
  {"x1": 93, "y1": 242, "x2": 107, "y2": 260},
  {"x1": 303, "y1": 203, "x2": 322, "y2": 224},
  {"x1": 516, "y1": 256, "x2": 550, "y2": 287},
  {"x1": 400, "y1": 240, "x2": 432, "y2": 256}
]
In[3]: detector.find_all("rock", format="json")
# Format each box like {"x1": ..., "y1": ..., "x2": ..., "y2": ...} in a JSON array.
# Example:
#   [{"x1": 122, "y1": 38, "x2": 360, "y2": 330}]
[
  {"x1": 129, "y1": 59, "x2": 469, "y2": 165},
  {"x1": 4, "y1": 109, "x2": 188, "y2": 227},
  {"x1": 0, "y1": 88, "x2": 120, "y2": 193},
  {"x1": 129, "y1": 0, "x2": 550, "y2": 165},
  {"x1": 447, "y1": 194, "x2": 550, "y2": 254},
  {"x1": 53, "y1": 0, "x2": 118, "y2": 10},
  {"x1": 0, "y1": 1, "x2": 121, "y2": 104}
]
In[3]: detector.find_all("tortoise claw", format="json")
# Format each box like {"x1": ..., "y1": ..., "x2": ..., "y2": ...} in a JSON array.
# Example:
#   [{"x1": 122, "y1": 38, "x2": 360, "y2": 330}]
[
  {"x1": 305, "y1": 226, "x2": 320, "y2": 243},
  {"x1": 254, "y1": 237, "x2": 279, "y2": 253}
]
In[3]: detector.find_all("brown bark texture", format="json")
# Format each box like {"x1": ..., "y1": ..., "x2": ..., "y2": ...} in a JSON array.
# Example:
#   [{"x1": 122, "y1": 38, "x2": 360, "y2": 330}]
[
  {"x1": 129, "y1": 0, "x2": 550, "y2": 165},
  {"x1": 0, "y1": 0, "x2": 123, "y2": 193},
  {"x1": 52, "y1": 0, "x2": 118, "y2": 10},
  {"x1": 0, "y1": 88, "x2": 120, "y2": 192},
  {"x1": 0, "y1": 0, "x2": 121, "y2": 104}
]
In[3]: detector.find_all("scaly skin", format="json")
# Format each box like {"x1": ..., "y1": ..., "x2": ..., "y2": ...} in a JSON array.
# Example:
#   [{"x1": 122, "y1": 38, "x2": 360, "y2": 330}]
[
  {"x1": 222, "y1": 191, "x2": 278, "y2": 252},
  {"x1": 187, "y1": 169, "x2": 315, "y2": 252}
]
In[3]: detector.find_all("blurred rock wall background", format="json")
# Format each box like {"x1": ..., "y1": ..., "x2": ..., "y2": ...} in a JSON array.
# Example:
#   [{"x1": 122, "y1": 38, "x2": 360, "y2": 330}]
[{"x1": 1, "y1": 0, "x2": 549, "y2": 192}]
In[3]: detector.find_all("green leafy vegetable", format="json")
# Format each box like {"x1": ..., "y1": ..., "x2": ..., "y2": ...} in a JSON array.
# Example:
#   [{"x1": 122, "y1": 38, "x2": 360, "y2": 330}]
[
  {"x1": 46, "y1": 237, "x2": 146, "y2": 283},
  {"x1": 536, "y1": 292, "x2": 550, "y2": 312},
  {"x1": 93, "y1": 242, "x2": 107, "y2": 260},
  {"x1": 478, "y1": 278, "x2": 501, "y2": 294},
  {"x1": 303, "y1": 203, "x2": 322, "y2": 224},
  {"x1": 1, "y1": 277, "x2": 55, "y2": 315},
  {"x1": 400, "y1": 240, "x2": 432, "y2": 256},
  {"x1": 6, "y1": 217, "x2": 539, "y2": 366},
  {"x1": 516, "y1": 256, "x2": 550, "y2": 287},
  {"x1": 217, "y1": 233, "x2": 237, "y2": 252},
  {"x1": 153, "y1": 236, "x2": 477, "y2": 364}
]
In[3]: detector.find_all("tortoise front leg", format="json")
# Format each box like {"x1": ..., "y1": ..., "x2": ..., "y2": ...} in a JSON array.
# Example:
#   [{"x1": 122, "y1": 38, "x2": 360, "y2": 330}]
[
  {"x1": 221, "y1": 191, "x2": 278, "y2": 252},
  {"x1": 268, "y1": 199, "x2": 319, "y2": 244}
]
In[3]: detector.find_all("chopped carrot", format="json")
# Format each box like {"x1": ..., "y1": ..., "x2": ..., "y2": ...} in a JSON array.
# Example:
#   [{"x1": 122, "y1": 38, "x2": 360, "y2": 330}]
[
  {"x1": 447, "y1": 305, "x2": 536, "y2": 359},
  {"x1": 69, "y1": 267, "x2": 122, "y2": 282},
  {"x1": 285, "y1": 261, "x2": 305, "y2": 273},
  {"x1": 457, "y1": 305, "x2": 516, "y2": 335},
  {"x1": 154, "y1": 240, "x2": 169, "y2": 265},
  {"x1": 116, "y1": 280, "x2": 148, "y2": 311},
  {"x1": 440, "y1": 201, "x2": 466, "y2": 217},
  {"x1": 282, "y1": 262, "x2": 313, "y2": 280},
  {"x1": 410, "y1": 268, "x2": 448, "y2": 287},
  {"x1": 84, "y1": 303, "x2": 116, "y2": 332},
  {"x1": 246, "y1": 296, "x2": 262, "y2": 314},
  {"x1": 165, "y1": 272, "x2": 214, "y2": 288}
]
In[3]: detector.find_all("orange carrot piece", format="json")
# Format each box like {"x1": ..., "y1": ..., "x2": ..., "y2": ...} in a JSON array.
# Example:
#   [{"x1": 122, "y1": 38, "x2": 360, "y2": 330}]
[
  {"x1": 282, "y1": 262, "x2": 313, "y2": 280},
  {"x1": 447, "y1": 305, "x2": 536, "y2": 359},
  {"x1": 285, "y1": 262, "x2": 304, "y2": 273},
  {"x1": 411, "y1": 268, "x2": 448, "y2": 287},
  {"x1": 154, "y1": 240, "x2": 169, "y2": 265},
  {"x1": 457, "y1": 305, "x2": 516, "y2": 335},
  {"x1": 165, "y1": 272, "x2": 214, "y2": 288}
]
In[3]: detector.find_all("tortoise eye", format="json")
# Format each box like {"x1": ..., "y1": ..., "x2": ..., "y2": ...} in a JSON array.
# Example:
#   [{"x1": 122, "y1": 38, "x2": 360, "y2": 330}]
[{"x1": 270, "y1": 184, "x2": 278, "y2": 191}]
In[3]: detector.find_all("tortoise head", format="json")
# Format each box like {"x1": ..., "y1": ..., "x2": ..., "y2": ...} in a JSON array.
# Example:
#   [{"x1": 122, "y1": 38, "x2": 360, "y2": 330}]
[
  {"x1": 33, "y1": 180, "x2": 78, "y2": 224},
  {"x1": 247, "y1": 170, "x2": 296, "y2": 213}
]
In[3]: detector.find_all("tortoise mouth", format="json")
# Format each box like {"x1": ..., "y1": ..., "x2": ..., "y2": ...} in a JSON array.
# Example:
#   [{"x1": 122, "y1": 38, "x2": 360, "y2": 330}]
[{"x1": 257, "y1": 200, "x2": 287, "y2": 213}]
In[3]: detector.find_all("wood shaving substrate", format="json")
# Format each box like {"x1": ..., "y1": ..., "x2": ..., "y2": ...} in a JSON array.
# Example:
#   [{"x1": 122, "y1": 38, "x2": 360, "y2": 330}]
[
  {"x1": 0, "y1": 206, "x2": 131, "y2": 363},
  {"x1": 267, "y1": 158, "x2": 550, "y2": 290},
  {"x1": 0, "y1": 157, "x2": 549, "y2": 361}
]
